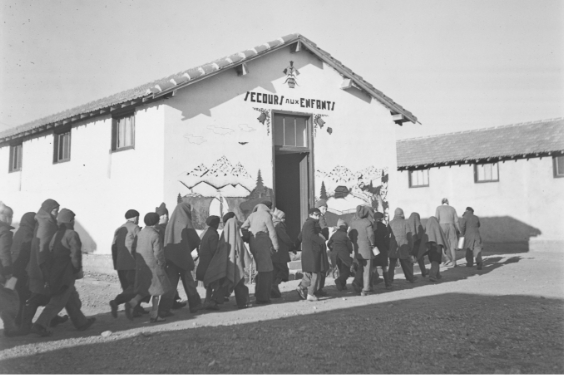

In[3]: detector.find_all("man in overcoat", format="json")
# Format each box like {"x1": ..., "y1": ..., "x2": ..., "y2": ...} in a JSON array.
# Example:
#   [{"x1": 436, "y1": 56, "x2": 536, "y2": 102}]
[
  {"x1": 296, "y1": 208, "x2": 326, "y2": 301},
  {"x1": 460, "y1": 207, "x2": 483, "y2": 270},
  {"x1": 435, "y1": 198, "x2": 461, "y2": 267}
]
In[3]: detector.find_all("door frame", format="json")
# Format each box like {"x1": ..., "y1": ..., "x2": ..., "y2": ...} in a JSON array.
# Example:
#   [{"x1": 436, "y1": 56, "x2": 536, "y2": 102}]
[{"x1": 270, "y1": 109, "x2": 315, "y2": 225}]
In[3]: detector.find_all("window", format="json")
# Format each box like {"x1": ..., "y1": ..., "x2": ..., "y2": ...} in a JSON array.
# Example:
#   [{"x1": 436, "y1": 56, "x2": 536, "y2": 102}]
[
  {"x1": 474, "y1": 162, "x2": 499, "y2": 183},
  {"x1": 554, "y1": 156, "x2": 564, "y2": 178},
  {"x1": 9, "y1": 144, "x2": 22, "y2": 172},
  {"x1": 408, "y1": 169, "x2": 429, "y2": 188},
  {"x1": 112, "y1": 113, "x2": 135, "y2": 151},
  {"x1": 54, "y1": 130, "x2": 71, "y2": 163},
  {"x1": 273, "y1": 114, "x2": 308, "y2": 148}
]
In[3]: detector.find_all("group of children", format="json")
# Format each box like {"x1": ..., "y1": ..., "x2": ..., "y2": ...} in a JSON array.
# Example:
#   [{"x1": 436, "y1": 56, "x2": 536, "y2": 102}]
[{"x1": 0, "y1": 196, "x2": 481, "y2": 337}]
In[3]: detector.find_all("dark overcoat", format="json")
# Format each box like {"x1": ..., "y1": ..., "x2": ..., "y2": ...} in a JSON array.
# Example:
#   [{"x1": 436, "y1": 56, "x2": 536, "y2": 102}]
[
  {"x1": 47, "y1": 227, "x2": 82, "y2": 295},
  {"x1": 0, "y1": 221, "x2": 14, "y2": 281},
  {"x1": 389, "y1": 211, "x2": 412, "y2": 259},
  {"x1": 298, "y1": 218, "x2": 326, "y2": 273},
  {"x1": 272, "y1": 220, "x2": 293, "y2": 264},
  {"x1": 373, "y1": 221, "x2": 390, "y2": 267},
  {"x1": 460, "y1": 211, "x2": 482, "y2": 254},
  {"x1": 28, "y1": 209, "x2": 58, "y2": 295},
  {"x1": 112, "y1": 221, "x2": 140, "y2": 271},
  {"x1": 196, "y1": 227, "x2": 219, "y2": 281},
  {"x1": 328, "y1": 228, "x2": 353, "y2": 267}
]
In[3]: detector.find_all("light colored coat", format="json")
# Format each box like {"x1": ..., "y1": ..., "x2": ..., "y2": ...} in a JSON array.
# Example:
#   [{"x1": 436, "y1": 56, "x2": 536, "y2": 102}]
[
  {"x1": 241, "y1": 204, "x2": 279, "y2": 272},
  {"x1": 134, "y1": 226, "x2": 171, "y2": 297}
]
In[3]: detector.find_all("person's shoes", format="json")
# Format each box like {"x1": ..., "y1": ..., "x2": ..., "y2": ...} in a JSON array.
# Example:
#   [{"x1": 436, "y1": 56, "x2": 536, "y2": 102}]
[
  {"x1": 408, "y1": 277, "x2": 418, "y2": 283},
  {"x1": 351, "y1": 282, "x2": 362, "y2": 294},
  {"x1": 50, "y1": 314, "x2": 69, "y2": 327},
  {"x1": 125, "y1": 302, "x2": 134, "y2": 321},
  {"x1": 342, "y1": 284, "x2": 348, "y2": 290},
  {"x1": 190, "y1": 303, "x2": 205, "y2": 313},
  {"x1": 296, "y1": 287, "x2": 307, "y2": 300},
  {"x1": 171, "y1": 300, "x2": 187, "y2": 310},
  {"x1": 306, "y1": 294, "x2": 318, "y2": 302},
  {"x1": 109, "y1": 300, "x2": 118, "y2": 318},
  {"x1": 150, "y1": 316, "x2": 166, "y2": 323},
  {"x1": 477, "y1": 263, "x2": 483, "y2": 270},
  {"x1": 335, "y1": 282, "x2": 343, "y2": 291},
  {"x1": 77, "y1": 317, "x2": 96, "y2": 332},
  {"x1": 360, "y1": 291, "x2": 370, "y2": 296},
  {"x1": 436, "y1": 273, "x2": 443, "y2": 279},
  {"x1": 429, "y1": 277, "x2": 437, "y2": 282},
  {"x1": 31, "y1": 323, "x2": 51, "y2": 337},
  {"x1": 315, "y1": 289, "x2": 327, "y2": 297},
  {"x1": 159, "y1": 310, "x2": 174, "y2": 318},
  {"x1": 271, "y1": 285, "x2": 282, "y2": 298},
  {"x1": 421, "y1": 269, "x2": 428, "y2": 277},
  {"x1": 206, "y1": 302, "x2": 220, "y2": 311}
]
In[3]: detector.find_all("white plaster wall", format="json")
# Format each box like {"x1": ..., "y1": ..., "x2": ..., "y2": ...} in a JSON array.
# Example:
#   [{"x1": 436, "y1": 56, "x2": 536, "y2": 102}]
[
  {"x1": 0, "y1": 103, "x2": 165, "y2": 254},
  {"x1": 395, "y1": 157, "x2": 564, "y2": 241},
  {"x1": 163, "y1": 45, "x2": 399, "y2": 221}
]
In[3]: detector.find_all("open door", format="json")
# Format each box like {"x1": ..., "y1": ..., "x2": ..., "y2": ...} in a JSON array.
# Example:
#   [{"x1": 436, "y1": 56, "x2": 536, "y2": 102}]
[{"x1": 272, "y1": 113, "x2": 313, "y2": 240}]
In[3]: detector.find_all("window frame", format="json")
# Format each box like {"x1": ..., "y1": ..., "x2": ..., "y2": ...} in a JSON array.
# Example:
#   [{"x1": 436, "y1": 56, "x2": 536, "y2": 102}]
[
  {"x1": 53, "y1": 128, "x2": 72, "y2": 164},
  {"x1": 8, "y1": 143, "x2": 23, "y2": 173},
  {"x1": 272, "y1": 112, "x2": 310, "y2": 153},
  {"x1": 111, "y1": 112, "x2": 136, "y2": 152},
  {"x1": 474, "y1": 162, "x2": 499, "y2": 183},
  {"x1": 408, "y1": 168, "x2": 430, "y2": 188},
  {"x1": 553, "y1": 155, "x2": 564, "y2": 178}
]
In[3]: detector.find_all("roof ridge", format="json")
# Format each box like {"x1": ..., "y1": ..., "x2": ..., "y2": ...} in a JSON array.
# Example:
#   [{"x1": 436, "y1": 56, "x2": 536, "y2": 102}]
[{"x1": 397, "y1": 117, "x2": 564, "y2": 142}]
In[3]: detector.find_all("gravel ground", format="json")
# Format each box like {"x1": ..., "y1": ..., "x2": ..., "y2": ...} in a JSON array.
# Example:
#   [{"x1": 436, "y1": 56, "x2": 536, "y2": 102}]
[{"x1": 1, "y1": 251, "x2": 563, "y2": 374}]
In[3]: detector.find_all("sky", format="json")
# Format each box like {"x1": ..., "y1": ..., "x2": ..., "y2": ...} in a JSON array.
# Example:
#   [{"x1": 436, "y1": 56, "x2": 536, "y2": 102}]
[{"x1": 0, "y1": 0, "x2": 562, "y2": 140}]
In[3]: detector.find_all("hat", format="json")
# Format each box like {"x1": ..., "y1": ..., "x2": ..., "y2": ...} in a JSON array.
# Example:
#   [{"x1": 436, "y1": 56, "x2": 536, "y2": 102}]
[
  {"x1": 309, "y1": 208, "x2": 321, "y2": 215},
  {"x1": 41, "y1": 199, "x2": 60, "y2": 213},
  {"x1": 155, "y1": 203, "x2": 168, "y2": 216},
  {"x1": 374, "y1": 212, "x2": 384, "y2": 220},
  {"x1": 466, "y1": 207, "x2": 474, "y2": 213},
  {"x1": 337, "y1": 218, "x2": 347, "y2": 228},
  {"x1": 206, "y1": 215, "x2": 220, "y2": 229},
  {"x1": 315, "y1": 199, "x2": 328, "y2": 208},
  {"x1": 262, "y1": 200, "x2": 273, "y2": 209},
  {"x1": 144, "y1": 212, "x2": 160, "y2": 226},
  {"x1": 125, "y1": 209, "x2": 140, "y2": 219},
  {"x1": 57, "y1": 208, "x2": 75, "y2": 224}
]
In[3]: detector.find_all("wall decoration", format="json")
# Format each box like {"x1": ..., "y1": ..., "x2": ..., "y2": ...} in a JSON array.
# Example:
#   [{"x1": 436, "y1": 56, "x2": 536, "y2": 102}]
[
  {"x1": 239, "y1": 124, "x2": 256, "y2": 132},
  {"x1": 243, "y1": 90, "x2": 336, "y2": 111},
  {"x1": 283, "y1": 61, "x2": 300, "y2": 88},
  {"x1": 206, "y1": 124, "x2": 235, "y2": 135},
  {"x1": 253, "y1": 108, "x2": 271, "y2": 135},
  {"x1": 316, "y1": 165, "x2": 390, "y2": 223},
  {"x1": 313, "y1": 114, "x2": 328, "y2": 136},
  {"x1": 183, "y1": 134, "x2": 207, "y2": 145},
  {"x1": 178, "y1": 157, "x2": 273, "y2": 228}
]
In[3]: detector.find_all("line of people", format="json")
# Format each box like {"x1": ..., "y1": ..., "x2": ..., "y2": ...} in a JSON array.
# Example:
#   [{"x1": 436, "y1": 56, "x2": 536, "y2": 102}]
[{"x1": 0, "y1": 196, "x2": 483, "y2": 337}]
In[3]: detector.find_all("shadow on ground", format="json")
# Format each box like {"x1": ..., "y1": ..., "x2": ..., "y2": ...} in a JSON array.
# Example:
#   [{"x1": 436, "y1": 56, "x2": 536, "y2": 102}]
[{"x1": 1, "y1": 292, "x2": 562, "y2": 374}]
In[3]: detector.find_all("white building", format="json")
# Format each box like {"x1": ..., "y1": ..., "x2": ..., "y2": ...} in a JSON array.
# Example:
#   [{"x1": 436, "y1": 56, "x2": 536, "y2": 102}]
[{"x1": 0, "y1": 33, "x2": 418, "y2": 254}]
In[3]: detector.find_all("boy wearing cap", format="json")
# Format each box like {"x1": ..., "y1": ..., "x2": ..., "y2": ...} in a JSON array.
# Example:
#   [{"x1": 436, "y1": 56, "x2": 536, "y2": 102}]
[
  {"x1": 109, "y1": 209, "x2": 143, "y2": 318},
  {"x1": 31, "y1": 209, "x2": 95, "y2": 336},
  {"x1": 327, "y1": 219, "x2": 353, "y2": 291}
]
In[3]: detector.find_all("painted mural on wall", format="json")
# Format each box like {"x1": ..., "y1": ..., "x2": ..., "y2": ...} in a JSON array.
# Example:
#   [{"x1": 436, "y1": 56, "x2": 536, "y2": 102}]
[
  {"x1": 316, "y1": 165, "x2": 390, "y2": 224},
  {"x1": 178, "y1": 156, "x2": 273, "y2": 229}
]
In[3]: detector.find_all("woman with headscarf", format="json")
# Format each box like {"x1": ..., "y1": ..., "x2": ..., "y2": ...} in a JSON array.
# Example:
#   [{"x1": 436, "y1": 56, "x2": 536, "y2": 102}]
[
  {"x1": 349, "y1": 205, "x2": 376, "y2": 296},
  {"x1": 21, "y1": 199, "x2": 69, "y2": 333},
  {"x1": 203, "y1": 213, "x2": 251, "y2": 309},
  {"x1": 126, "y1": 213, "x2": 172, "y2": 323},
  {"x1": 159, "y1": 202, "x2": 203, "y2": 316},
  {"x1": 32, "y1": 209, "x2": 95, "y2": 336},
  {"x1": 417, "y1": 216, "x2": 448, "y2": 282},
  {"x1": 388, "y1": 208, "x2": 415, "y2": 284},
  {"x1": 10, "y1": 212, "x2": 35, "y2": 328},
  {"x1": 196, "y1": 215, "x2": 221, "y2": 309},
  {"x1": 241, "y1": 203, "x2": 279, "y2": 304},
  {"x1": 270, "y1": 210, "x2": 295, "y2": 298},
  {"x1": 327, "y1": 219, "x2": 353, "y2": 291},
  {"x1": 407, "y1": 212, "x2": 428, "y2": 277}
]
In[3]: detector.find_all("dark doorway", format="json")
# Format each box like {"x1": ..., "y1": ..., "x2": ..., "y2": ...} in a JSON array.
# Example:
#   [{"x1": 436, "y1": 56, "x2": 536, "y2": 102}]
[{"x1": 272, "y1": 112, "x2": 313, "y2": 241}]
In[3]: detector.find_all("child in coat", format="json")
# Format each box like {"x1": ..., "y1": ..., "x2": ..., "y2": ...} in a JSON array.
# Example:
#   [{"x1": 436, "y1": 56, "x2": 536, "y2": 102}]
[{"x1": 327, "y1": 219, "x2": 353, "y2": 291}]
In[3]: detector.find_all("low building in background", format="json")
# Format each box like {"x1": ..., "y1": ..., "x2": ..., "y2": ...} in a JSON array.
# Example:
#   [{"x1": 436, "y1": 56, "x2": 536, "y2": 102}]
[{"x1": 396, "y1": 118, "x2": 564, "y2": 253}]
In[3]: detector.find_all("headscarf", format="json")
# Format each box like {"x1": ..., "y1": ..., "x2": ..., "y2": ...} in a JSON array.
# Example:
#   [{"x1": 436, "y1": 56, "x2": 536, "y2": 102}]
[
  {"x1": 40, "y1": 199, "x2": 59, "y2": 215},
  {"x1": 144, "y1": 212, "x2": 160, "y2": 226},
  {"x1": 155, "y1": 203, "x2": 168, "y2": 216},
  {"x1": 315, "y1": 199, "x2": 327, "y2": 208},
  {"x1": 252, "y1": 203, "x2": 270, "y2": 214},
  {"x1": 11, "y1": 212, "x2": 36, "y2": 263},
  {"x1": 407, "y1": 212, "x2": 423, "y2": 241},
  {"x1": 337, "y1": 218, "x2": 347, "y2": 228},
  {"x1": 164, "y1": 202, "x2": 199, "y2": 270},
  {"x1": 393, "y1": 208, "x2": 405, "y2": 220},
  {"x1": 222, "y1": 212, "x2": 236, "y2": 224},
  {"x1": 57, "y1": 209, "x2": 75, "y2": 224},
  {"x1": 206, "y1": 215, "x2": 220, "y2": 230},
  {"x1": 355, "y1": 205, "x2": 370, "y2": 219},
  {"x1": 272, "y1": 209, "x2": 285, "y2": 225}
]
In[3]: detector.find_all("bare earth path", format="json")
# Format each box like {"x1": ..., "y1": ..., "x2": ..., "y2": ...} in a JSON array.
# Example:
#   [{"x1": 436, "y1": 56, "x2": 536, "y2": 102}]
[{"x1": 1, "y1": 251, "x2": 563, "y2": 374}]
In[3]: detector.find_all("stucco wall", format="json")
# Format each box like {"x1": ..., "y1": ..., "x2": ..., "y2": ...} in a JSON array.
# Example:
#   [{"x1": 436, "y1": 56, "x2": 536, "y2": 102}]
[
  {"x1": 395, "y1": 157, "x2": 564, "y2": 250},
  {"x1": 0, "y1": 103, "x2": 165, "y2": 254},
  {"x1": 163, "y1": 45, "x2": 398, "y2": 227}
]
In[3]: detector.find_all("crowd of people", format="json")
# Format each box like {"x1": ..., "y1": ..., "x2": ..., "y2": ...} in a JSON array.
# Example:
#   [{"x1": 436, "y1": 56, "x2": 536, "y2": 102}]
[{"x1": 0, "y1": 196, "x2": 483, "y2": 338}]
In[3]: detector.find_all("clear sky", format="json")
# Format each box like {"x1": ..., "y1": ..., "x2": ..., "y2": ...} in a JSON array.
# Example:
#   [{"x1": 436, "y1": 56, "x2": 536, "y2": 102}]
[{"x1": 1, "y1": 0, "x2": 562, "y2": 139}]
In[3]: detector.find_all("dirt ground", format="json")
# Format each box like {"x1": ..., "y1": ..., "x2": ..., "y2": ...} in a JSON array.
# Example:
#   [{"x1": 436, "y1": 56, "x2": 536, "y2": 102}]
[{"x1": 1, "y1": 250, "x2": 563, "y2": 374}]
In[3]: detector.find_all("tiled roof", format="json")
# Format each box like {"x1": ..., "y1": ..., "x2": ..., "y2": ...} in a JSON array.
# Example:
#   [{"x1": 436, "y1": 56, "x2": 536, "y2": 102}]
[
  {"x1": 0, "y1": 34, "x2": 418, "y2": 143},
  {"x1": 397, "y1": 118, "x2": 564, "y2": 169}
]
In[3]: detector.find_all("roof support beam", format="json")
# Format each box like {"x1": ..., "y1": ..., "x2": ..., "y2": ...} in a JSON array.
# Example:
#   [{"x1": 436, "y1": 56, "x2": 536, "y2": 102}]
[
  {"x1": 290, "y1": 41, "x2": 302, "y2": 53},
  {"x1": 236, "y1": 63, "x2": 248, "y2": 76}
]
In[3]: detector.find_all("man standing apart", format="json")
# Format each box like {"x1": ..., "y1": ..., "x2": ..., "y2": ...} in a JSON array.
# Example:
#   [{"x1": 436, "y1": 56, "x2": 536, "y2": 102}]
[
  {"x1": 435, "y1": 198, "x2": 460, "y2": 267},
  {"x1": 110, "y1": 209, "x2": 143, "y2": 318},
  {"x1": 460, "y1": 207, "x2": 483, "y2": 270},
  {"x1": 296, "y1": 208, "x2": 326, "y2": 301}
]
